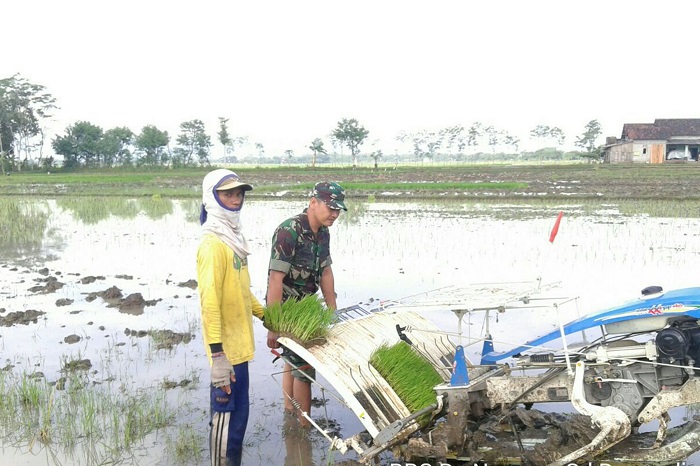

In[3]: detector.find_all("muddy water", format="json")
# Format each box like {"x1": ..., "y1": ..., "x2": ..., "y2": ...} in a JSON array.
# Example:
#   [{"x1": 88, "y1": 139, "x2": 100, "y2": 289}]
[{"x1": 1, "y1": 197, "x2": 700, "y2": 465}]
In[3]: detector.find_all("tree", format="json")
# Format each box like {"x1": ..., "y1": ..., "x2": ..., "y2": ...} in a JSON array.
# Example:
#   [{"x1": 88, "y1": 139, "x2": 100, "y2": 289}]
[
  {"x1": 531, "y1": 124, "x2": 566, "y2": 159},
  {"x1": 0, "y1": 74, "x2": 57, "y2": 173},
  {"x1": 369, "y1": 149, "x2": 383, "y2": 169},
  {"x1": 440, "y1": 125, "x2": 466, "y2": 155},
  {"x1": 550, "y1": 127, "x2": 566, "y2": 146},
  {"x1": 396, "y1": 130, "x2": 442, "y2": 161},
  {"x1": 467, "y1": 122, "x2": 483, "y2": 153},
  {"x1": 408, "y1": 130, "x2": 442, "y2": 161},
  {"x1": 52, "y1": 121, "x2": 104, "y2": 168},
  {"x1": 575, "y1": 119, "x2": 603, "y2": 159},
  {"x1": 484, "y1": 126, "x2": 498, "y2": 153},
  {"x1": 503, "y1": 133, "x2": 521, "y2": 153},
  {"x1": 254, "y1": 142, "x2": 265, "y2": 159},
  {"x1": 395, "y1": 131, "x2": 411, "y2": 157},
  {"x1": 100, "y1": 127, "x2": 134, "y2": 167},
  {"x1": 217, "y1": 117, "x2": 247, "y2": 162},
  {"x1": 284, "y1": 149, "x2": 294, "y2": 164},
  {"x1": 530, "y1": 124, "x2": 551, "y2": 144},
  {"x1": 332, "y1": 118, "x2": 369, "y2": 168},
  {"x1": 135, "y1": 125, "x2": 169, "y2": 166},
  {"x1": 218, "y1": 117, "x2": 232, "y2": 158},
  {"x1": 308, "y1": 138, "x2": 327, "y2": 168},
  {"x1": 530, "y1": 125, "x2": 566, "y2": 159},
  {"x1": 174, "y1": 119, "x2": 211, "y2": 167}
]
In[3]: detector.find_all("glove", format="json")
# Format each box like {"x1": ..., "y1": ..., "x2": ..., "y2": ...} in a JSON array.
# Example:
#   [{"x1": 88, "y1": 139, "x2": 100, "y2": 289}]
[{"x1": 211, "y1": 352, "x2": 234, "y2": 392}]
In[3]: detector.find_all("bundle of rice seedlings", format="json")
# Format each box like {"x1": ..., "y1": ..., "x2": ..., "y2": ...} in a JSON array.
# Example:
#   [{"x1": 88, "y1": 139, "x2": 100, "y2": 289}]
[
  {"x1": 264, "y1": 295, "x2": 336, "y2": 346},
  {"x1": 370, "y1": 341, "x2": 443, "y2": 415}
]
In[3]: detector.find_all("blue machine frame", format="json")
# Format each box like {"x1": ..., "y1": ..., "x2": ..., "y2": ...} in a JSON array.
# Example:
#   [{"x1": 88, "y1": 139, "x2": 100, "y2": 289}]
[{"x1": 480, "y1": 287, "x2": 700, "y2": 364}]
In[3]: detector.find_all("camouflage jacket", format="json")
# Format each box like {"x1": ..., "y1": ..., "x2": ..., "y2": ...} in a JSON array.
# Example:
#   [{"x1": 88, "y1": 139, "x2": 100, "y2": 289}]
[{"x1": 268, "y1": 209, "x2": 332, "y2": 301}]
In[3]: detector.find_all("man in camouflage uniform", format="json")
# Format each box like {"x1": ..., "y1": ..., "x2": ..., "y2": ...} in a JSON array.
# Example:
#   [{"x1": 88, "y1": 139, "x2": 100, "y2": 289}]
[{"x1": 266, "y1": 181, "x2": 346, "y2": 427}]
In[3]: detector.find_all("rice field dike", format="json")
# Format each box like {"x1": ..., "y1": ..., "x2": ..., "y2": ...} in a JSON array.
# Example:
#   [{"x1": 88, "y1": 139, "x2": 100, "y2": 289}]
[{"x1": 1, "y1": 162, "x2": 700, "y2": 201}]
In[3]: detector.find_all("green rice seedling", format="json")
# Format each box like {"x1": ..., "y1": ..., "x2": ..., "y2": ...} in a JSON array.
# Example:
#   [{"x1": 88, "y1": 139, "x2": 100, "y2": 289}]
[
  {"x1": 339, "y1": 181, "x2": 529, "y2": 192},
  {"x1": 338, "y1": 201, "x2": 366, "y2": 226},
  {"x1": 370, "y1": 341, "x2": 443, "y2": 415},
  {"x1": 0, "y1": 364, "x2": 181, "y2": 464},
  {"x1": 264, "y1": 295, "x2": 336, "y2": 345},
  {"x1": 0, "y1": 370, "x2": 9, "y2": 427},
  {"x1": 37, "y1": 388, "x2": 55, "y2": 445},
  {"x1": 0, "y1": 198, "x2": 48, "y2": 250},
  {"x1": 617, "y1": 199, "x2": 700, "y2": 218},
  {"x1": 18, "y1": 373, "x2": 44, "y2": 409},
  {"x1": 166, "y1": 425, "x2": 205, "y2": 465}
]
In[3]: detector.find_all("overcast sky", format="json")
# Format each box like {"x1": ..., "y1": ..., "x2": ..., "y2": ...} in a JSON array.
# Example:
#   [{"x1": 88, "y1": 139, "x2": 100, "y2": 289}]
[{"x1": 3, "y1": 1, "x2": 699, "y2": 156}]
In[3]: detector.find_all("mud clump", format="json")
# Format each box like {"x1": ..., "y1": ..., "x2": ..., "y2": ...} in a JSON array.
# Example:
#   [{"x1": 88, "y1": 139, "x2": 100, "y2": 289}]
[
  {"x1": 86, "y1": 286, "x2": 123, "y2": 302},
  {"x1": 112, "y1": 293, "x2": 161, "y2": 315},
  {"x1": 80, "y1": 275, "x2": 105, "y2": 284},
  {"x1": 85, "y1": 287, "x2": 159, "y2": 315},
  {"x1": 28, "y1": 276, "x2": 64, "y2": 294},
  {"x1": 178, "y1": 279, "x2": 197, "y2": 289},
  {"x1": 125, "y1": 328, "x2": 193, "y2": 349},
  {"x1": 162, "y1": 379, "x2": 193, "y2": 390},
  {"x1": 56, "y1": 298, "x2": 74, "y2": 307},
  {"x1": 61, "y1": 358, "x2": 92, "y2": 372},
  {"x1": 64, "y1": 334, "x2": 82, "y2": 344},
  {"x1": 0, "y1": 309, "x2": 46, "y2": 326},
  {"x1": 405, "y1": 408, "x2": 601, "y2": 465}
]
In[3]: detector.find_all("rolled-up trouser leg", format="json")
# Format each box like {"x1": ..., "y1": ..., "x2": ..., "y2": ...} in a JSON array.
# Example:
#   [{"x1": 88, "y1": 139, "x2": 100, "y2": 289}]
[{"x1": 210, "y1": 362, "x2": 250, "y2": 466}]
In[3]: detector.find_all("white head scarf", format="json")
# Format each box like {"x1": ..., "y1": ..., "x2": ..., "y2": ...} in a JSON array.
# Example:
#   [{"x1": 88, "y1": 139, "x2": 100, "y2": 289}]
[{"x1": 200, "y1": 169, "x2": 253, "y2": 259}]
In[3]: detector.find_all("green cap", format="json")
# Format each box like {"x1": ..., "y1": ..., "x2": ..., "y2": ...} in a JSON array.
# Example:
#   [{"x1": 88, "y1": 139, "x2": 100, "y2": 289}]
[{"x1": 313, "y1": 182, "x2": 347, "y2": 211}]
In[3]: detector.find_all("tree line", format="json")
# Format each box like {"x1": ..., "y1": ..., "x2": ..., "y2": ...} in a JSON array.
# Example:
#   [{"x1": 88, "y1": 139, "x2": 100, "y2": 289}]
[{"x1": 0, "y1": 74, "x2": 603, "y2": 172}]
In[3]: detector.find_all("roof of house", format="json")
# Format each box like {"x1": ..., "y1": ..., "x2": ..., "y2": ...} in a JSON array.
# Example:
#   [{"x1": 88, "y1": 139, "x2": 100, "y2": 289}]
[{"x1": 622, "y1": 119, "x2": 700, "y2": 140}]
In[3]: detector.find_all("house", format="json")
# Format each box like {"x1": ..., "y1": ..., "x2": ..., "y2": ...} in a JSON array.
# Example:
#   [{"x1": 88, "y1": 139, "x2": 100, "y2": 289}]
[{"x1": 603, "y1": 118, "x2": 700, "y2": 163}]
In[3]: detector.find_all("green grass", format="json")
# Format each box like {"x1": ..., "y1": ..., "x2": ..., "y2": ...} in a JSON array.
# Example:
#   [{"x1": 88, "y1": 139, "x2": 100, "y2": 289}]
[
  {"x1": 264, "y1": 295, "x2": 336, "y2": 345},
  {"x1": 370, "y1": 342, "x2": 443, "y2": 415},
  {"x1": 1, "y1": 163, "x2": 699, "y2": 202},
  {"x1": 290, "y1": 180, "x2": 528, "y2": 192}
]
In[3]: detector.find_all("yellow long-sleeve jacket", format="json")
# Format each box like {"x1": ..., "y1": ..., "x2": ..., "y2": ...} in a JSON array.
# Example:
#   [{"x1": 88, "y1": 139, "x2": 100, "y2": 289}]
[{"x1": 197, "y1": 233, "x2": 265, "y2": 365}]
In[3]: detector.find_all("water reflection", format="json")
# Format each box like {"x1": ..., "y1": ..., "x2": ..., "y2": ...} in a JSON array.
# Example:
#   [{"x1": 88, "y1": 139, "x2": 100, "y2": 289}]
[
  {"x1": 283, "y1": 412, "x2": 314, "y2": 466},
  {"x1": 139, "y1": 195, "x2": 174, "y2": 219},
  {"x1": 0, "y1": 199, "x2": 48, "y2": 256},
  {"x1": 180, "y1": 198, "x2": 202, "y2": 224},
  {"x1": 56, "y1": 197, "x2": 139, "y2": 224},
  {"x1": 1, "y1": 195, "x2": 700, "y2": 465},
  {"x1": 54, "y1": 196, "x2": 176, "y2": 225}
]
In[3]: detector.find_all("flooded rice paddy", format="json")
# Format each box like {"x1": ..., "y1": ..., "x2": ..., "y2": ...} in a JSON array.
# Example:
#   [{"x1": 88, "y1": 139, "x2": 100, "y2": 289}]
[{"x1": 1, "y1": 196, "x2": 700, "y2": 465}]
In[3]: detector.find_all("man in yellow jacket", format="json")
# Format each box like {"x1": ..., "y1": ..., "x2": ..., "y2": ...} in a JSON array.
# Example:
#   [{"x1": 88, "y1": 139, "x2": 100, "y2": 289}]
[{"x1": 197, "y1": 169, "x2": 264, "y2": 466}]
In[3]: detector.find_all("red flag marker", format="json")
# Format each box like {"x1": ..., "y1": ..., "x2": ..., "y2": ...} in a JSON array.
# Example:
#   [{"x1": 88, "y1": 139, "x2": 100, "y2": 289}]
[{"x1": 549, "y1": 211, "x2": 564, "y2": 243}]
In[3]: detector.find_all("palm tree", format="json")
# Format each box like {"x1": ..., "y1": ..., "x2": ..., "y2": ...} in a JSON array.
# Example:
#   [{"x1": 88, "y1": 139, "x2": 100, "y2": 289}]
[{"x1": 308, "y1": 138, "x2": 327, "y2": 168}]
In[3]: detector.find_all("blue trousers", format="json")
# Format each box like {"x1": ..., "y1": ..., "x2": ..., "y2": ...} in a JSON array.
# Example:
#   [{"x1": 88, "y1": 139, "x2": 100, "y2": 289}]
[{"x1": 210, "y1": 362, "x2": 249, "y2": 466}]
